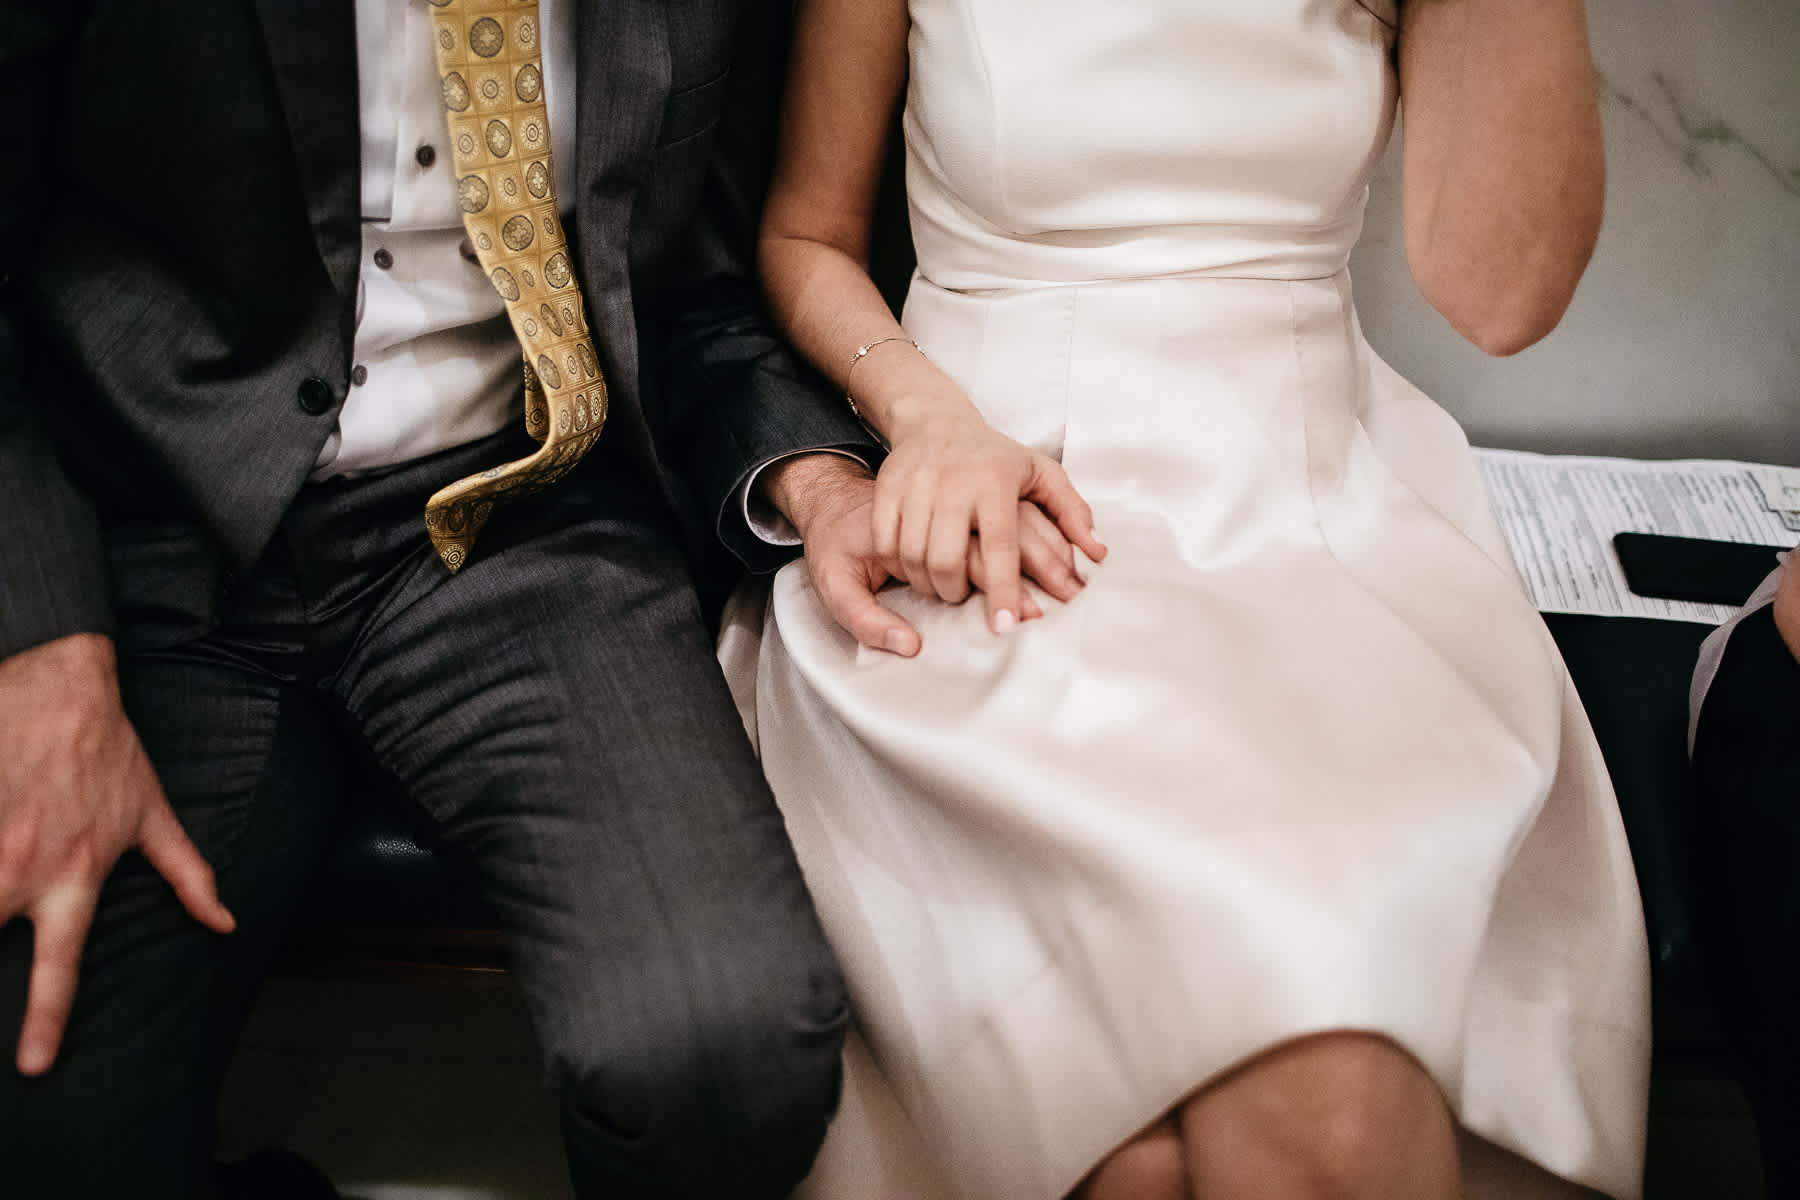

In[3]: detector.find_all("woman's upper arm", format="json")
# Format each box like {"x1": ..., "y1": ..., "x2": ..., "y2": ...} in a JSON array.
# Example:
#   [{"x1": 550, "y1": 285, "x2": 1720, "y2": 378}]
[{"x1": 760, "y1": 0, "x2": 911, "y2": 265}]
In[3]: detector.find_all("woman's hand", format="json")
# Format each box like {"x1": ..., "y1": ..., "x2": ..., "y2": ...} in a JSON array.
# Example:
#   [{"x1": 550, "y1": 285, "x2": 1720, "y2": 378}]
[{"x1": 874, "y1": 405, "x2": 1106, "y2": 633}]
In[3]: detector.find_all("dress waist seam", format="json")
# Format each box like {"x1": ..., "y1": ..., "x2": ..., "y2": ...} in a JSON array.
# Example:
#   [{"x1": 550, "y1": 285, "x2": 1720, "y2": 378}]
[{"x1": 918, "y1": 266, "x2": 1351, "y2": 299}]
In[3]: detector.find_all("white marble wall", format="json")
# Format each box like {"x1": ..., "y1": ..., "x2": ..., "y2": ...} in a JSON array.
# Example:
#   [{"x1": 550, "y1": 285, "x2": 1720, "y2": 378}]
[{"x1": 1349, "y1": 0, "x2": 1799, "y2": 466}]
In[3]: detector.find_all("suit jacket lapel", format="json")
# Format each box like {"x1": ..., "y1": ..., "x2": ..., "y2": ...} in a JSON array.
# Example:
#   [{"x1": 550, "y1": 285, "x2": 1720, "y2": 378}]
[
  {"x1": 575, "y1": 0, "x2": 669, "y2": 276},
  {"x1": 249, "y1": 0, "x2": 362, "y2": 304},
  {"x1": 574, "y1": 0, "x2": 669, "y2": 435},
  {"x1": 574, "y1": 0, "x2": 671, "y2": 189}
]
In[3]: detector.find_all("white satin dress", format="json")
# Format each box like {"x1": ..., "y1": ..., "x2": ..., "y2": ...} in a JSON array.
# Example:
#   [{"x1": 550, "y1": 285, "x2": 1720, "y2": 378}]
[{"x1": 718, "y1": 2, "x2": 1652, "y2": 1197}]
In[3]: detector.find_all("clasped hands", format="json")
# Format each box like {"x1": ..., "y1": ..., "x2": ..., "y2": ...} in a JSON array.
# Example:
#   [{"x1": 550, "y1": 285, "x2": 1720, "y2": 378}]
[{"x1": 766, "y1": 410, "x2": 1107, "y2": 656}]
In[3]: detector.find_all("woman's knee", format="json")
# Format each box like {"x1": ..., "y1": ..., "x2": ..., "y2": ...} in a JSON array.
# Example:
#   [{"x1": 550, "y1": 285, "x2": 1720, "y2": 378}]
[
  {"x1": 1072, "y1": 1118, "x2": 1187, "y2": 1200},
  {"x1": 1298, "y1": 1035, "x2": 1442, "y2": 1142},
  {"x1": 1183, "y1": 1032, "x2": 1456, "y2": 1197}
]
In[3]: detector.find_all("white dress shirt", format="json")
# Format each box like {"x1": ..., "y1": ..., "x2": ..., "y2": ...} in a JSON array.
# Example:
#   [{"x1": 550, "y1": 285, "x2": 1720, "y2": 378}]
[{"x1": 314, "y1": 0, "x2": 576, "y2": 478}]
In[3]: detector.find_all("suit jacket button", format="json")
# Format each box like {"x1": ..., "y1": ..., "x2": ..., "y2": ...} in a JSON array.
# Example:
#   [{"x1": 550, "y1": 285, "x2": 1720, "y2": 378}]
[
  {"x1": 415, "y1": 143, "x2": 437, "y2": 168},
  {"x1": 297, "y1": 376, "x2": 335, "y2": 415}
]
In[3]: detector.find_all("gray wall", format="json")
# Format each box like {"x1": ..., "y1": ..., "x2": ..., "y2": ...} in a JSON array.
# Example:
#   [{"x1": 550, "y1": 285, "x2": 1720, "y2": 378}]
[{"x1": 1349, "y1": 0, "x2": 1799, "y2": 466}]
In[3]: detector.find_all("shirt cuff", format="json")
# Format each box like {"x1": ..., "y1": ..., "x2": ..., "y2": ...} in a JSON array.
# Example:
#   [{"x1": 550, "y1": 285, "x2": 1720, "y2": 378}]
[{"x1": 738, "y1": 449, "x2": 874, "y2": 547}]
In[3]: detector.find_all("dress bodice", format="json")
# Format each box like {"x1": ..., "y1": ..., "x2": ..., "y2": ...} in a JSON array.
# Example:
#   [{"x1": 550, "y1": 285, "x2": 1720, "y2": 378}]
[{"x1": 903, "y1": 0, "x2": 1400, "y2": 290}]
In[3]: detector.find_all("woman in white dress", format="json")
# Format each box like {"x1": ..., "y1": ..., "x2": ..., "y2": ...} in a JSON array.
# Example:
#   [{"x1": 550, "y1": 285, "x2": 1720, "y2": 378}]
[{"x1": 725, "y1": 1, "x2": 1651, "y2": 1197}]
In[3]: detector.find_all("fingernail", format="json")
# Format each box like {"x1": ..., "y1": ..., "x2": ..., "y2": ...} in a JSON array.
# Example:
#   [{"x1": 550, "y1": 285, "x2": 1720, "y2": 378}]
[
  {"x1": 883, "y1": 630, "x2": 912, "y2": 655},
  {"x1": 991, "y1": 609, "x2": 1016, "y2": 635},
  {"x1": 1089, "y1": 528, "x2": 1106, "y2": 547}
]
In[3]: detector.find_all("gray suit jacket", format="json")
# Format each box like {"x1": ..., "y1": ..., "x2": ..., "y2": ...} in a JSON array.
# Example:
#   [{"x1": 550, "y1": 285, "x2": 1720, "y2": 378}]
[{"x1": 0, "y1": 0, "x2": 874, "y2": 659}]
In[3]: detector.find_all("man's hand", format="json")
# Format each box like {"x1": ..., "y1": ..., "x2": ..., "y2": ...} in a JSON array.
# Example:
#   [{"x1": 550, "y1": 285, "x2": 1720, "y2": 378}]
[
  {"x1": 761, "y1": 453, "x2": 1095, "y2": 656},
  {"x1": 0, "y1": 634, "x2": 234, "y2": 1076},
  {"x1": 764, "y1": 454, "x2": 923, "y2": 655},
  {"x1": 1774, "y1": 561, "x2": 1799, "y2": 663}
]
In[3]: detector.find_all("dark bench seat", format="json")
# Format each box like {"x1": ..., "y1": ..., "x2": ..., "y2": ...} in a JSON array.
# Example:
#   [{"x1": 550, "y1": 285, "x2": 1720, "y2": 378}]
[{"x1": 282, "y1": 795, "x2": 506, "y2": 982}]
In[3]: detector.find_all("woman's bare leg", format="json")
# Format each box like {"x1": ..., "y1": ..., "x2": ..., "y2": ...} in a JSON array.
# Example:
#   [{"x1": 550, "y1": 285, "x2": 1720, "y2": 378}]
[
  {"x1": 1069, "y1": 1115, "x2": 1189, "y2": 1200},
  {"x1": 1178, "y1": 1032, "x2": 1459, "y2": 1199}
]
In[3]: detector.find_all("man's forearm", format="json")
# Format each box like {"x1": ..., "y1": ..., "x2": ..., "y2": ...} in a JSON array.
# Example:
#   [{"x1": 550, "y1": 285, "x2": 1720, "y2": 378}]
[
  {"x1": 0, "y1": 377, "x2": 115, "y2": 661},
  {"x1": 0, "y1": 6, "x2": 114, "y2": 661}
]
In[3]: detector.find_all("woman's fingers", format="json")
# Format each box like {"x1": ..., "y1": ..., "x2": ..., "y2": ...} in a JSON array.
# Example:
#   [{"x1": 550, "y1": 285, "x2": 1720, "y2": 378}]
[
  {"x1": 968, "y1": 540, "x2": 1043, "y2": 622},
  {"x1": 973, "y1": 495, "x2": 1023, "y2": 632},
  {"x1": 890, "y1": 475, "x2": 935, "y2": 593},
  {"x1": 923, "y1": 490, "x2": 976, "y2": 605},
  {"x1": 1024, "y1": 458, "x2": 1107, "y2": 561},
  {"x1": 870, "y1": 467, "x2": 906, "y2": 566},
  {"x1": 892, "y1": 465, "x2": 981, "y2": 607}
]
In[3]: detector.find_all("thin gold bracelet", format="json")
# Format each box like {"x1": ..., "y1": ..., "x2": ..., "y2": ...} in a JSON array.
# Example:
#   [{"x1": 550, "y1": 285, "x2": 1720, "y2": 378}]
[{"x1": 844, "y1": 336, "x2": 922, "y2": 422}]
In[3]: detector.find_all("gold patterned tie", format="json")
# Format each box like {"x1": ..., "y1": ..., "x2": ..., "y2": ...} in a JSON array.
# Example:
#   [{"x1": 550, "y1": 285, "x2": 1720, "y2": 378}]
[{"x1": 423, "y1": 0, "x2": 608, "y2": 571}]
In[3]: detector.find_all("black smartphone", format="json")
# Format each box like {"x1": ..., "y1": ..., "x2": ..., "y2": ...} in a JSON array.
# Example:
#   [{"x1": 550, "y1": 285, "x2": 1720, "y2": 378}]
[{"x1": 1611, "y1": 532, "x2": 1788, "y2": 607}]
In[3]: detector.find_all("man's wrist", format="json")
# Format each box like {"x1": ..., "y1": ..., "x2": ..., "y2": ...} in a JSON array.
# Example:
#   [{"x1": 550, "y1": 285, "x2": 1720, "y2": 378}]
[
  {"x1": 759, "y1": 452, "x2": 876, "y2": 540},
  {"x1": 1, "y1": 632, "x2": 116, "y2": 681},
  {"x1": 0, "y1": 633, "x2": 122, "y2": 730}
]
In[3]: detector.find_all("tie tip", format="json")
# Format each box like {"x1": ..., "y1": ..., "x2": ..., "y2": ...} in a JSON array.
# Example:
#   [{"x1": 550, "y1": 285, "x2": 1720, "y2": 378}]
[{"x1": 434, "y1": 541, "x2": 470, "y2": 572}]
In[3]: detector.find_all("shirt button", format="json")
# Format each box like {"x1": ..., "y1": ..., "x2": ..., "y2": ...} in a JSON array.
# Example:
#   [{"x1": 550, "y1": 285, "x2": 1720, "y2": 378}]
[
  {"x1": 415, "y1": 143, "x2": 437, "y2": 168},
  {"x1": 373, "y1": 247, "x2": 395, "y2": 270},
  {"x1": 350, "y1": 364, "x2": 369, "y2": 387},
  {"x1": 297, "y1": 376, "x2": 335, "y2": 415}
]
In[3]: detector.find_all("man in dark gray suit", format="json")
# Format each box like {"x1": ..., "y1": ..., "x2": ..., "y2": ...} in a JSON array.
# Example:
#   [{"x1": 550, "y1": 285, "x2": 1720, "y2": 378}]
[{"x1": 0, "y1": 2, "x2": 872, "y2": 1196}]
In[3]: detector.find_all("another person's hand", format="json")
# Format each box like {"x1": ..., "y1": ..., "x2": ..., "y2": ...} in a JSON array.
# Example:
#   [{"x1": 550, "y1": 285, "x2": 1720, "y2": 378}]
[
  {"x1": 873, "y1": 408, "x2": 1105, "y2": 633},
  {"x1": 763, "y1": 454, "x2": 1095, "y2": 655},
  {"x1": 0, "y1": 634, "x2": 234, "y2": 1076},
  {"x1": 1774, "y1": 560, "x2": 1799, "y2": 663}
]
